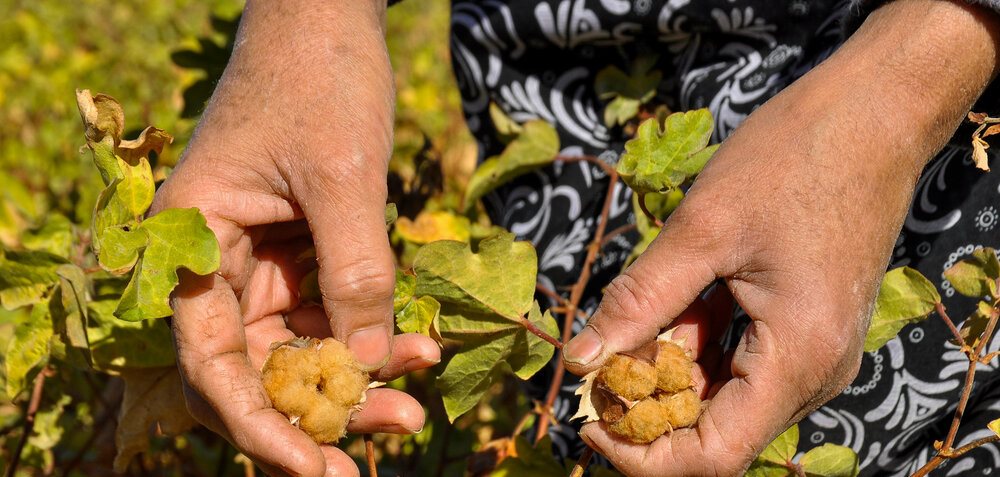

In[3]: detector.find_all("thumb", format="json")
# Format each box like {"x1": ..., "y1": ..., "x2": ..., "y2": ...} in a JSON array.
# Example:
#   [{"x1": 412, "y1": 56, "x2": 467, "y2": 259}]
[
  {"x1": 296, "y1": 167, "x2": 396, "y2": 371},
  {"x1": 562, "y1": 209, "x2": 722, "y2": 375}
]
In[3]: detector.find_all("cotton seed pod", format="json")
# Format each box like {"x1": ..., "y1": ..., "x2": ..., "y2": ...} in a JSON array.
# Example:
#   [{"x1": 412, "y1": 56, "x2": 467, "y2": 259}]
[
  {"x1": 659, "y1": 388, "x2": 701, "y2": 428},
  {"x1": 261, "y1": 338, "x2": 370, "y2": 444},
  {"x1": 599, "y1": 354, "x2": 657, "y2": 401},
  {"x1": 655, "y1": 341, "x2": 693, "y2": 393},
  {"x1": 608, "y1": 397, "x2": 672, "y2": 444}
]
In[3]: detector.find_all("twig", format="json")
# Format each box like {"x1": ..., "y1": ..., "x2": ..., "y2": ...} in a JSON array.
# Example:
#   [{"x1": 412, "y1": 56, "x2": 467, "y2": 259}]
[
  {"x1": 512, "y1": 411, "x2": 535, "y2": 438},
  {"x1": 364, "y1": 434, "x2": 377, "y2": 477},
  {"x1": 520, "y1": 315, "x2": 563, "y2": 349},
  {"x1": 5, "y1": 367, "x2": 50, "y2": 477},
  {"x1": 935, "y1": 302, "x2": 968, "y2": 350},
  {"x1": 912, "y1": 435, "x2": 1000, "y2": 477},
  {"x1": 534, "y1": 170, "x2": 620, "y2": 443},
  {"x1": 554, "y1": 154, "x2": 617, "y2": 177},
  {"x1": 536, "y1": 284, "x2": 589, "y2": 321},
  {"x1": 568, "y1": 447, "x2": 594, "y2": 477},
  {"x1": 601, "y1": 223, "x2": 637, "y2": 248},
  {"x1": 636, "y1": 193, "x2": 664, "y2": 228},
  {"x1": 243, "y1": 457, "x2": 255, "y2": 477}
]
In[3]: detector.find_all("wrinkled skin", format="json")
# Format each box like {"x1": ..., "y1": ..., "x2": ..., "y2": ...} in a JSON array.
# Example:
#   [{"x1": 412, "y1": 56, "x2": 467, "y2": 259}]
[{"x1": 562, "y1": 1, "x2": 1000, "y2": 476}]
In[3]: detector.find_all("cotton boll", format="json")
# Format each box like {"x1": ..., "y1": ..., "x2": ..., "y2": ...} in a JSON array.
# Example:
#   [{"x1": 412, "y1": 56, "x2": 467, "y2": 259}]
[{"x1": 598, "y1": 354, "x2": 656, "y2": 401}]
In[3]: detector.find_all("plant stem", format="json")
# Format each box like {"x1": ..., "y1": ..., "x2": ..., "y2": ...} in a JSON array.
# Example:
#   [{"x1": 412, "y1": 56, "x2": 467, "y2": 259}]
[
  {"x1": 365, "y1": 434, "x2": 377, "y2": 477},
  {"x1": 534, "y1": 169, "x2": 620, "y2": 443},
  {"x1": 5, "y1": 367, "x2": 50, "y2": 477},
  {"x1": 243, "y1": 458, "x2": 255, "y2": 477},
  {"x1": 535, "y1": 284, "x2": 588, "y2": 321},
  {"x1": 913, "y1": 435, "x2": 1000, "y2": 477},
  {"x1": 601, "y1": 223, "x2": 637, "y2": 248},
  {"x1": 568, "y1": 447, "x2": 594, "y2": 477},
  {"x1": 636, "y1": 193, "x2": 664, "y2": 228},
  {"x1": 935, "y1": 302, "x2": 967, "y2": 350},
  {"x1": 520, "y1": 315, "x2": 563, "y2": 349}
]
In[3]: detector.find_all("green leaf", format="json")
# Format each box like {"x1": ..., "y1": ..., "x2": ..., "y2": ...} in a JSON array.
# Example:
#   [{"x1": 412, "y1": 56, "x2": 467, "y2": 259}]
[
  {"x1": 490, "y1": 102, "x2": 523, "y2": 141},
  {"x1": 747, "y1": 425, "x2": 799, "y2": 477},
  {"x1": 385, "y1": 203, "x2": 398, "y2": 230},
  {"x1": 414, "y1": 233, "x2": 537, "y2": 320},
  {"x1": 494, "y1": 436, "x2": 565, "y2": 477},
  {"x1": 603, "y1": 96, "x2": 641, "y2": 127},
  {"x1": 944, "y1": 247, "x2": 999, "y2": 298},
  {"x1": 52, "y1": 264, "x2": 91, "y2": 368},
  {"x1": 595, "y1": 57, "x2": 662, "y2": 127},
  {"x1": 616, "y1": 110, "x2": 718, "y2": 194},
  {"x1": 87, "y1": 300, "x2": 176, "y2": 371},
  {"x1": 989, "y1": 418, "x2": 1000, "y2": 438},
  {"x1": 464, "y1": 120, "x2": 559, "y2": 209},
  {"x1": 397, "y1": 295, "x2": 440, "y2": 336},
  {"x1": 956, "y1": 301, "x2": 994, "y2": 348},
  {"x1": 98, "y1": 226, "x2": 146, "y2": 274},
  {"x1": 28, "y1": 395, "x2": 71, "y2": 451},
  {"x1": 864, "y1": 267, "x2": 941, "y2": 352},
  {"x1": 436, "y1": 302, "x2": 558, "y2": 421},
  {"x1": 393, "y1": 269, "x2": 416, "y2": 314},
  {"x1": 800, "y1": 444, "x2": 860, "y2": 477},
  {"x1": 5, "y1": 297, "x2": 54, "y2": 398},
  {"x1": 115, "y1": 208, "x2": 221, "y2": 321},
  {"x1": 0, "y1": 248, "x2": 66, "y2": 310}
]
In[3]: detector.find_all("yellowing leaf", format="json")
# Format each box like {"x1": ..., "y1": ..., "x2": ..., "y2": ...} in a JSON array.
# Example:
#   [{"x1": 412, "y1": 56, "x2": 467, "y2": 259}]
[
  {"x1": 396, "y1": 210, "x2": 471, "y2": 245},
  {"x1": 414, "y1": 233, "x2": 536, "y2": 320},
  {"x1": 944, "y1": 247, "x2": 999, "y2": 298},
  {"x1": 864, "y1": 267, "x2": 940, "y2": 352},
  {"x1": 800, "y1": 444, "x2": 860, "y2": 477},
  {"x1": 115, "y1": 208, "x2": 221, "y2": 321},
  {"x1": 396, "y1": 295, "x2": 440, "y2": 336},
  {"x1": 436, "y1": 302, "x2": 557, "y2": 421},
  {"x1": 87, "y1": 300, "x2": 176, "y2": 372},
  {"x1": 989, "y1": 418, "x2": 1000, "y2": 438},
  {"x1": 464, "y1": 120, "x2": 559, "y2": 209},
  {"x1": 490, "y1": 102, "x2": 523, "y2": 141},
  {"x1": 616, "y1": 110, "x2": 718, "y2": 194},
  {"x1": 113, "y1": 368, "x2": 198, "y2": 472},
  {"x1": 595, "y1": 57, "x2": 662, "y2": 127},
  {"x1": 0, "y1": 248, "x2": 66, "y2": 310},
  {"x1": 747, "y1": 425, "x2": 798, "y2": 477},
  {"x1": 21, "y1": 214, "x2": 73, "y2": 258},
  {"x1": 603, "y1": 96, "x2": 641, "y2": 127},
  {"x1": 393, "y1": 269, "x2": 416, "y2": 314},
  {"x1": 5, "y1": 296, "x2": 54, "y2": 399},
  {"x1": 956, "y1": 301, "x2": 995, "y2": 348}
]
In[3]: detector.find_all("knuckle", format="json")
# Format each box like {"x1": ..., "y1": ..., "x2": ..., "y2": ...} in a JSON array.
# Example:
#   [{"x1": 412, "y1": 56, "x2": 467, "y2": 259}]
[{"x1": 322, "y1": 259, "x2": 395, "y2": 305}]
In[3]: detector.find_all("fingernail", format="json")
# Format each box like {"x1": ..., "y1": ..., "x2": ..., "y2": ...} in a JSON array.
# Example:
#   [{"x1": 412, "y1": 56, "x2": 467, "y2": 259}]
[
  {"x1": 564, "y1": 326, "x2": 604, "y2": 366},
  {"x1": 347, "y1": 325, "x2": 391, "y2": 370}
]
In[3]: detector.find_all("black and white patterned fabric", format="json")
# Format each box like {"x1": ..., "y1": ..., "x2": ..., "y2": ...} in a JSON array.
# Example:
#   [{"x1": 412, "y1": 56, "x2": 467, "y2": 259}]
[{"x1": 444, "y1": 1, "x2": 1000, "y2": 474}]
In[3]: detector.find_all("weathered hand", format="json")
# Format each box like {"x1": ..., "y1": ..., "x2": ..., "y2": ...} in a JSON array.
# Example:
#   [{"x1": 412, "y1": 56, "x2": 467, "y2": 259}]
[
  {"x1": 151, "y1": 1, "x2": 438, "y2": 476},
  {"x1": 563, "y1": 1, "x2": 1000, "y2": 475}
]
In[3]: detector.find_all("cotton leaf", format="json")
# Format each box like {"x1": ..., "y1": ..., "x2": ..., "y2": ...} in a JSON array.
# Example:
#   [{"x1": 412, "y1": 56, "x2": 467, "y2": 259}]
[
  {"x1": 0, "y1": 248, "x2": 66, "y2": 310},
  {"x1": 436, "y1": 302, "x2": 557, "y2": 421},
  {"x1": 490, "y1": 102, "x2": 523, "y2": 140},
  {"x1": 955, "y1": 301, "x2": 994, "y2": 348},
  {"x1": 799, "y1": 444, "x2": 860, "y2": 477},
  {"x1": 87, "y1": 299, "x2": 176, "y2": 372},
  {"x1": 464, "y1": 120, "x2": 559, "y2": 209},
  {"x1": 616, "y1": 110, "x2": 718, "y2": 194},
  {"x1": 746, "y1": 424, "x2": 799, "y2": 477},
  {"x1": 115, "y1": 208, "x2": 221, "y2": 321},
  {"x1": 113, "y1": 368, "x2": 198, "y2": 472},
  {"x1": 989, "y1": 418, "x2": 1000, "y2": 438},
  {"x1": 944, "y1": 247, "x2": 999, "y2": 298},
  {"x1": 864, "y1": 267, "x2": 940, "y2": 352},
  {"x1": 395, "y1": 210, "x2": 471, "y2": 245},
  {"x1": 571, "y1": 370, "x2": 601, "y2": 423},
  {"x1": 396, "y1": 295, "x2": 440, "y2": 336},
  {"x1": 4, "y1": 297, "x2": 54, "y2": 399},
  {"x1": 393, "y1": 269, "x2": 416, "y2": 314},
  {"x1": 414, "y1": 232, "x2": 537, "y2": 320}
]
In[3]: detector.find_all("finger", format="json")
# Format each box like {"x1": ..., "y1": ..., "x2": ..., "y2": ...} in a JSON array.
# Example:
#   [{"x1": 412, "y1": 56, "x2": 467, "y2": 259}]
[
  {"x1": 371, "y1": 333, "x2": 441, "y2": 381},
  {"x1": 563, "y1": 211, "x2": 723, "y2": 374},
  {"x1": 581, "y1": 316, "x2": 858, "y2": 477},
  {"x1": 659, "y1": 299, "x2": 711, "y2": 361},
  {"x1": 293, "y1": 164, "x2": 395, "y2": 371},
  {"x1": 172, "y1": 272, "x2": 326, "y2": 477},
  {"x1": 319, "y1": 446, "x2": 361, "y2": 477},
  {"x1": 285, "y1": 305, "x2": 333, "y2": 338},
  {"x1": 245, "y1": 314, "x2": 297, "y2": 370},
  {"x1": 347, "y1": 388, "x2": 425, "y2": 434},
  {"x1": 241, "y1": 238, "x2": 318, "y2": 324}
]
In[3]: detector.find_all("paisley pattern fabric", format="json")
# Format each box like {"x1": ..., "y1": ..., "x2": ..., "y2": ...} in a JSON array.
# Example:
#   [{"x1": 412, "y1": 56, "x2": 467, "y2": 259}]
[{"x1": 444, "y1": 1, "x2": 1000, "y2": 474}]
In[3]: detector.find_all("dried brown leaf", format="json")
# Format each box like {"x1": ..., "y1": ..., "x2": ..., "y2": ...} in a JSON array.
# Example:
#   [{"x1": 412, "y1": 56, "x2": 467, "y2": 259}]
[
  {"x1": 973, "y1": 138, "x2": 991, "y2": 172},
  {"x1": 969, "y1": 111, "x2": 989, "y2": 124}
]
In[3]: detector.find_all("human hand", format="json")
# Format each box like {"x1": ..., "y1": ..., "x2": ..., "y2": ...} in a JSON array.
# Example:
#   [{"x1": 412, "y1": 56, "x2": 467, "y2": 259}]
[
  {"x1": 562, "y1": 1, "x2": 1000, "y2": 475},
  {"x1": 151, "y1": 1, "x2": 439, "y2": 476}
]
